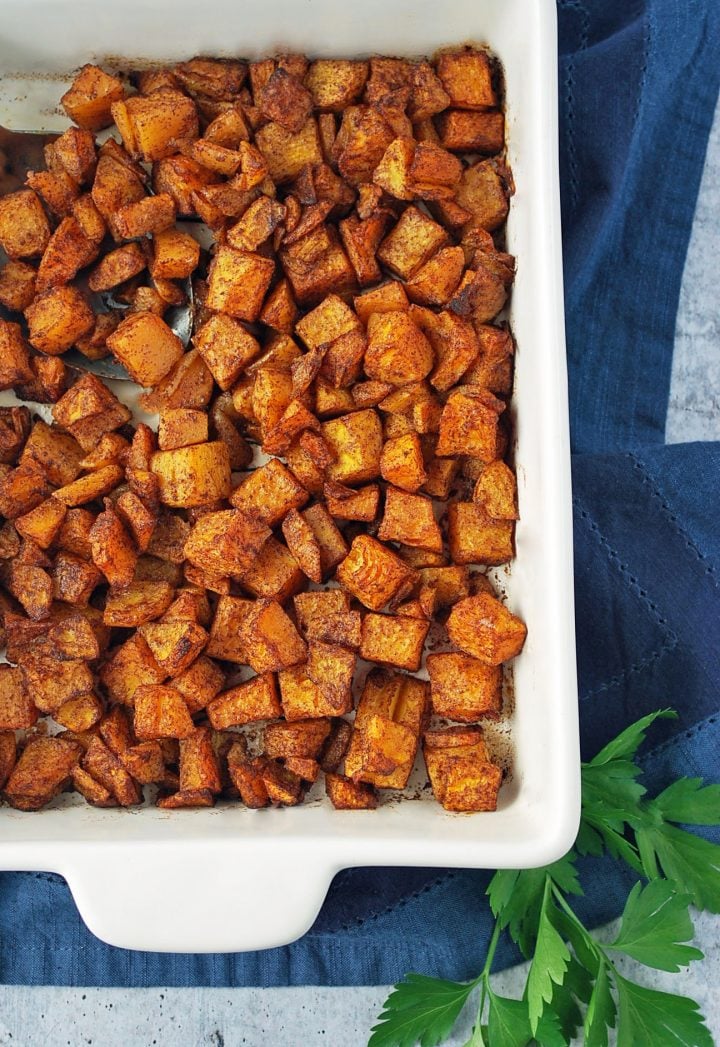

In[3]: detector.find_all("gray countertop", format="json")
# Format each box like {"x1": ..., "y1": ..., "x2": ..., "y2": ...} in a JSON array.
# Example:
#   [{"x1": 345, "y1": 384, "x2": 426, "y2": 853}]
[{"x1": 0, "y1": 89, "x2": 718, "y2": 1047}]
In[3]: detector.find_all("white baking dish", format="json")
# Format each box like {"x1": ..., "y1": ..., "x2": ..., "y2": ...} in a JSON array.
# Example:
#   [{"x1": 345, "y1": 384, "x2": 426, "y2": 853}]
[{"x1": 0, "y1": 0, "x2": 578, "y2": 953}]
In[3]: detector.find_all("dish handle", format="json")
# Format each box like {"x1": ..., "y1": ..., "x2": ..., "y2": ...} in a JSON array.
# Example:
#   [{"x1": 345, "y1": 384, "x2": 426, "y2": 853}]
[{"x1": 62, "y1": 843, "x2": 335, "y2": 953}]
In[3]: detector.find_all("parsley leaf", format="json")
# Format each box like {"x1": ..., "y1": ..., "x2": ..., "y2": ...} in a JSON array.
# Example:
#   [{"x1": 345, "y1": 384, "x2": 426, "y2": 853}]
[
  {"x1": 651, "y1": 777, "x2": 720, "y2": 825},
  {"x1": 368, "y1": 974, "x2": 477, "y2": 1047},
  {"x1": 526, "y1": 880, "x2": 571, "y2": 1034},
  {"x1": 636, "y1": 823, "x2": 720, "y2": 912},
  {"x1": 615, "y1": 974, "x2": 714, "y2": 1047},
  {"x1": 486, "y1": 991, "x2": 532, "y2": 1047},
  {"x1": 460, "y1": 1021, "x2": 486, "y2": 1047},
  {"x1": 583, "y1": 961, "x2": 615, "y2": 1047},
  {"x1": 486, "y1": 854, "x2": 581, "y2": 958},
  {"x1": 609, "y1": 880, "x2": 703, "y2": 971},
  {"x1": 590, "y1": 708, "x2": 676, "y2": 765},
  {"x1": 533, "y1": 1008, "x2": 568, "y2": 1047}
]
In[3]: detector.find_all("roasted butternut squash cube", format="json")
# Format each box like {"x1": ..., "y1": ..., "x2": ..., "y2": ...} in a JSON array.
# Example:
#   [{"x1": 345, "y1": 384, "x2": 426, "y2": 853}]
[
  {"x1": 378, "y1": 487, "x2": 442, "y2": 553},
  {"x1": 353, "y1": 281, "x2": 409, "y2": 325},
  {"x1": 436, "y1": 50, "x2": 497, "y2": 110},
  {"x1": 456, "y1": 160, "x2": 509, "y2": 233},
  {"x1": 106, "y1": 311, "x2": 183, "y2": 387},
  {"x1": 264, "y1": 718, "x2": 331, "y2": 759},
  {"x1": 334, "y1": 106, "x2": 395, "y2": 185},
  {"x1": 295, "y1": 293, "x2": 361, "y2": 351},
  {"x1": 192, "y1": 313, "x2": 259, "y2": 391},
  {"x1": 281, "y1": 508, "x2": 322, "y2": 583},
  {"x1": 280, "y1": 223, "x2": 356, "y2": 304},
  {"x1": 376, "y1": 205, "x2": 448, "y2": 280},
  {"x1": 0, "y1": 321, "x2": 34, "y2": 389},
  {"x1": 408, "y1": 61, "x2": 451, "y2": 119},
  {"x1": 54, "y1": 692, "x2": 104, "y2": 733},
  {"x1": 337, "y1": 534, "x2": 418, "y2": 610},
  {"x1": 25, "y1": 285, "x2": 94, "y2": 355},
  {"x1": 427, "y1": 652, "x2": 502, "y2": 722},
  {"x1": 52, "y1": 373, "x2": 131, "y2": 452},
  {"x1": 179, "y1": 726, "x2": 222, "y2": 793},
  {"x1": 4, "y1": 736, "x2": 81, "y2": 811},
  {"x1": 325, "y1": 482, "x2": 379, "y2": 522},
  {"x1": 438, "y1": 110, "x2": 504, "y2": 154},
  {"x1": 345, "y1": 669, "x2": 428, "y2": 788},
  {"x1": 447, "y1": 592, "x2": 526, "y2": 665},
  {"x1": 206, "y1": 594, "x2": 253, "y2": 663},
  {"x1": 261, "y1": 759, "x2": 303, "y2": 805},
  {"x1": 0, "y1": 664, "x2": 38, "y2": 729},
  {"x1": 72, "y1": 765, "x2": 115, "y2": 807},
  {"x1": 52, "y1": 551, "x2": 102, "y2": 606},
  {"x1": 255, "y1": 117, "x2": 323, "y2": 184},
  {"x1": 448, "y1": 501, "x2": 514, "y2": 565},
  {"x1": 322, "y1": 408, "x2": 382, "y2": 485},
  {"x1": 360, "y1": 612, "x2": 429, "y2": 671},
  {"x1": 103, "y1": 580, "x2": 175, "y2": 627},
  {"x1": 48, "y1": 613, "x2": 100, "y2": 661},
  {"x1": 472, "y1": 460, "x2": 519, "y2": 519},
  {"x1": 139, "y1": 620, "x2": 208, "y2": 677},
  {"x1": 238, "y1": 599, "x2": 307, "y2": 673},
  {"x1": 238, "y1": 536, "x2": 304, "y2": 601},
  {"x1": 436, "y1": 387, "x2": 503, "y2": 462},
  {"x1": 151, "y1": 441, "x2": 231, "y2": 509},
  {"x1": 207, "y1": 672, "x2": 281, "y2": 729},
  {"x1": 147, "y1": 228, "x2": 200, "y2": 282},
  {"x1": 114, "y1": 192, "x2": 176, "y2": 238},
  {"x1": 88, "y1": 502, "x2": 137, "y2": 589},
  {"x1": 157, "y1": 408, "x2": 208, "y2": 451},
  {"x1": 15, "y1": 496, "x2": 67, "y2": 549},
  {"x1": 206, "y1": 245, "x2": 274, "y2": 321},
  {"x1": 306, "y1": 639, "x2": 356, "y2": 707},
  {"x1": 184, "y1": 508, "x2": 270, "y2": 577},
  {"x1": 278, "y1": 664, "x2": 351, "y2": 720},
  {"x1": 405, "y1": 247, "x2": 465, "y2": 307},
  {"x1": 118, "y1": 741, "x2": 167, "y2": 785},
  {"x1": 364, "y1": 311, "x2": 434, "y2": 386},
  {"x1": 112, "y1": 89, "x2": 198, "y2": 162},
  {"x1": 172, "y1": 655, "x2": 225, "y2": 715},
  {"x1": 87, "y1": 242, "x2": 145, "y2": 292},
  {"x1": 325, "y1": 772, "x2": 378, "y2": 809},
  {"x1": 0, "y1": 189, "x2": 51, "y2": 259},
  {"x1": 304, "y1": 60, "x2": 368, "y2": 111},
  {"x1": 133, "y1": 684, "x2": 194, "y2": 740},
  {"x1": 423, "y1": 725, "x2": 502, "y2": 812},
  {"x1": 226, "y1": 746, "x2": 270, "y2": 808},
  {"x1": 230, "y1": 458, "x2": 308, "y2": 526},
  {"x1": 380, "y1": 432, "x2": 427, "y2": 493},
  {"x1": 0, "y1": 260, "x2": 37, "y2": 312},
  {"x1": 256, "y1": 68, "x2": 313, "y2": 133},
  {"x1": 259, "y1": 277, "x2": 298, "y2": 332},
  {"x1": 156, "y1": 787, "x2": 214, "y2": 808},
  {"x1": 372, "y1": 137, "x2": 415, "y2": 200},
  {"x1": 61, "y1": 64, "x2": 125, "y2": 131}
]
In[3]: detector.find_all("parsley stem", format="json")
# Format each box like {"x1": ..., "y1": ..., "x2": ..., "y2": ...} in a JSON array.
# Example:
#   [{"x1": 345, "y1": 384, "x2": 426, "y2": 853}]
[{"x1": 480, "y1": 918, "x2": 503, "y2": 981}]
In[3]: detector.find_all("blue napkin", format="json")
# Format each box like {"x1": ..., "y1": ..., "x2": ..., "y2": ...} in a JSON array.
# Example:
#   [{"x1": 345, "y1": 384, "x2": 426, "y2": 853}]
[{"x1": 1, "y1": 0, "x2": 719, "y2": 986}]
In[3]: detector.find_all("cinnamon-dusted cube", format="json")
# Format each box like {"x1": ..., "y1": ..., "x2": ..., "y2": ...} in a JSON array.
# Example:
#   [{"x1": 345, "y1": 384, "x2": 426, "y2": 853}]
[
  {"x1": 345, "y1": 669, "x2": 428, "y2": 788},
  {"x1": 35, "y1": 215, "x2": 98, "y2": 292},
  {"x1": 408, "y1": 61, "x2": 451, "y2": 119},
  {"x1": 378, "y1": 487, "x2": 442, "y2": 553},
  {"x1": 326, "y1": 773, "x2": 378, "y2": 809},
  {"x1": 112, "y1": 89, "x2": 198, "y2": 162},
  {"x1": 0, "y1": 404, "x2": 30, "y2": 464},
  {"x1": 103, "y1": 580, "x2": 175, "y2": 627},
  {"x1": 423, "y1": 725, "x2": 502, "y2": 812},
  {"x1": 184, "y1": 508, "x2": 270, "y2": 577},
  {"x1": 295, "y1": 293, "x2": 361, "y2": 351},
  {"x1": 0, "y1": 321, "x2": 34, "y2": 389},
  {"x1": 15, "y1": 496, "x2": 67, "y2": 549},
  {"x1": 89, "y1": 503, "x2": 137, "y2": 589},
  {"x1": 173, "y1": 656, "x2": 225, "y2": 715},
  {"x1": 473, "y1": 460, "x2": 519, "y2": 519},
  {"x1": 259, "y1": 278, "x2": 298, "y2": 332},
  {"x1": 449, "y1": 264, "x2": 506, "y2": 326},
  {"x1": 118, "y1": 740, "x2": 166, "y2": 785},
  {"x1": 88, "y1": 242, "x2": 146, "y2": 292},
  {"x1": 261, "y1": 760, "x2": 303, "y2": 806},
  {"x1": 139, "y1": 620, "x2": 208, "y2": 677},
  {"x1": 157, "y1": 788, "x2": 214, "y2": 809},
  {"x1": 304, "y1": 60, "x2": 368, "y2": 111},
  {"x1": 294, "y1": 589, "x2": 349, "y2": 628},
  {"x1": 238, "y1": 599, "x2": 307, "y2": 674},
  {"x1": 161, "y1": 586, "x2": 211, "y2": 626},
  {"x1": 256, "y1": 68, "x2": 313, "y2": 133},
  {"x1": 24, "y1": 168, "x2": 75, "y2": 217},
  {"x1": 409, "y1": 140, "x2": 462, "y2": 191},
  {"x1": 173, "y1": 56, "x2": 246, "y2": 98},
  {"x1": 0, "y1": 732, "x2": 16, "y2": 790},
  {"x1": 405, "y1": 247, "x2": 465, "y2": 308},
  {"x1": 227, "y1": 197, "x2": 286, "y2": 252},
  {"x1": 354, "y1": 281, "x2": 409, "y2": 324},
  {"x1": 153, "y1": 155, "x2": 218, "y2": 216},
  {"x1": 157, "y1": 408, "x2": 208, "y2": 451},
  {"x1": 377, "y1": 205, "x2": 448, "y2": 280},
  {"x1": 0, "y1": 260, "x2": 37, "y2": 312},
  {"x1": 0, "y1": 664, "x2": 38, "y2": 729},
  {"x1": 239, "y1": 536, "x2": 305, "y2": 602},
  {"x1": 91, "y1": 154, "x2": 146, "y2": 238},
  {"x1": 79, "y1": 432, "x2": 129, "y2": 470},
  {"x1": 323, "y1": 408, "x2": 382, "y2": 485},
  {"x1": 306, "y1": 640, "x2": 356, "y2": 708},
  {"x1": 447, "y1": 592, "x2": 527, "y2": 665},
  {"x1": 417, "y1": 565, "x2": 470, "y2": 607},
  {"x1": 314, "y1": 379, "x2": 355, "y2": 418},
  {"x1": 52, "y1": 551, "x2": 102, "y2": 606},
  {"x1": 25, "y1": 286, "x2": 94, "y2": 355},
  {"x1": 179, "y1": 726, "x2": 222, "y2": 793},
  {"x1": 54, "y1": 466, "x2": 124, "y2": 509},
  {"x1": 278, "y1": 665, "x2": 351, "y2": 720},
  {"x1": 427, "y1": 652, "x2": 502, "y2": 722},
  {"x1": 72, "y1": 194, "x2": 107, "y2": 244},
  {"x1": 48, "y1": 613, "x2": 100, "y2": 660},
  {"x1": 325, "y1": 482, "x2": 379, "y2": 522},
  {"x1": 230, "y1": 458, "x2": 309, "y2": 525},
  {"x1": 436, "y1": 387, "x2": 504, "y2": 462},
  {"x1": 207, "y1": 672, "x2": 280, "y2": 729},
  {"x1": 448, "y1": 502, "x2": 514, "y2": 566},
  {"x1": 319, "y1": 718, "x2": 353, "y2": 772},
  {"x1": 456, "y1": 160, "x2": 509, "y2": 233},
  {"x1": 360, "y1": 613, "x2": 429, "y2": 672},
  {"x1": 372, "y1": 137, "x2": 415, "y2": 200},
  {"x1": 150, "y1": 441, "x2": 231, "y2": 508},
  {"x1": 436, "y1": 50, "x2": 497, "y2": 110},
  {"x1": 106, "y1": 312, "x2": 183, "y2": 386},
  {"x1": 206, "y1": 245, "x2": 274, "y2": 321},
  {"x1": 337, "y1": 213, "x2": 388, "y2": 290},
  {"x1": 4, "y1": 736, "x2": 81, "y2": 811},
  {"x1": 206, "y1": 594, "x2": 253, "y2": 663},
  {"x1": 52, "y1": 373, "x2": 131, "y2": 452},
  {"x1": 264, "y1": 718, "x2": 331, "y2": 759},
  {"x1": 255, "y1": 117, "x2": 323, "y2": 184},
  {"x1": 61, "y1": 64, "x2": 125, "y2": 131},
  {"x1": 147, "y1": 229, "x2": 199, "y2": 283},
  {"x1": 114, "y1": 192, "x2": 176, "y2": 238},
  {"x1": 280, "y1": 223, "x2": 356, "y2": 304},
  {"x1": 380, "y1": 432, "x2": 427, "y2": 493},
  {"x1": 19, "y1": 648, "x2": 94, "y2": 714},
  {"x1": 7, "y1": 562, "x2": 52, "y2": 620},
  {"x1": 134, "y1": 683, "x2": 195, "y2": 740},
  {"x1": 364, "y1": 310, "x2": 434, "y2": 386},
  {"x1": 438, "y1": 110, "x2": 504, "y2": 154},
  {"x1": 227, "y1": 745, "x2": 270, "y2": 808},
  {"x1": 463, "y1": 324, "x2": 514, "y2": 395},
  {"x1": 72, "y1": 765, "x2": 115, "y2": 807},
  {"x1": 143, "y1": 349, "x2": 215, "y2": 414},
  {"x1": 333, "y1": 106, "x2": 395, "y2": 185},
  {"x1": 409, "y1": 308, "x2": 480, "y2": 393},
  {"x1": 337, "y1": 534, "x2": 418, "y2": 611},
  {"x1": 282, "y1": 508, "x2": 322, "y2": 583},
  {"x1": 0, "y1": 189, "x2": 51, "y2": 259},
  {"x1": 301, "y1": 503, "x2": 348, "y2": 577},
  {"x1": 0, "y1": 460, "x2": 49, "y2": 518},
  {"x1": 250, "y1": 367, "x2": 292, "y2": 433},
  {"x1": 54, "y1": 693, "x2": 104, "y2": 733}
]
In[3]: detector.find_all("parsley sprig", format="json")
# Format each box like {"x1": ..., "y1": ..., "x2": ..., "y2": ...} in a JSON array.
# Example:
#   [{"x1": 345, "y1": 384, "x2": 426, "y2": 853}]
[{"x1": 369, "y1": 709, "x2": 720, "y2": 1046}]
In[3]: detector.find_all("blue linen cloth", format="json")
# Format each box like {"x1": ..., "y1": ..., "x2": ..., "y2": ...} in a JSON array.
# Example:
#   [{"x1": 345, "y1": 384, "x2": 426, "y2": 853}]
[{"x1": 1, "y1": 0, "x2": 719, "y2": 986}]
